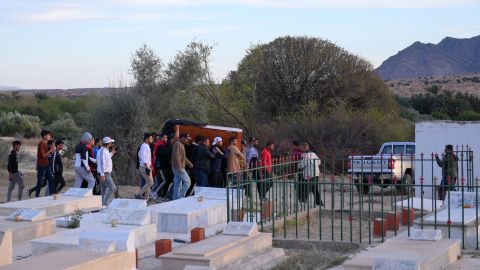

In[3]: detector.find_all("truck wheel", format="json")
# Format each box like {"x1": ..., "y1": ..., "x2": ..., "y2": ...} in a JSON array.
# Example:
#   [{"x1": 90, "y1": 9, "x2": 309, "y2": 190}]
[
  {"x1": 397, "y1": 174, "x2": 412, "y2": 195},
  {"x1": 355, "y1": 183, "x2": 370, "y2": 195}
]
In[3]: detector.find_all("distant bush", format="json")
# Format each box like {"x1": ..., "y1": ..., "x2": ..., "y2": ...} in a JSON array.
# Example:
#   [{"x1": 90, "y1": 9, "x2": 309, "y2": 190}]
[
  {"x1": 47, "y1": 113, "x2": 81, "y2": 140},
  {"x1": 0, "y1": 140, "x2": 10, "y2": 170},
  {"x1": 0, "y1": 111, "x2": 43, "y2": 138},
  {"x1": 453, "y1": 110, "x2": 480, "y2": 121},
  {"x1": 431, "y1": 111, "x2": 450, "y2": 120}
]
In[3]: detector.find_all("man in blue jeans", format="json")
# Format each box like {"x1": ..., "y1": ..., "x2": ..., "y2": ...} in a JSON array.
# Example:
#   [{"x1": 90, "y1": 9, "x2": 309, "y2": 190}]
[
  {"x1": 33, "y1": 130, "x2": 56, "y2": 197},
  {"x1": 171, "y1": 133, "x2": 193, "y2": 200},
  {"x1": 97, "y1": 137, "x2": 117, "y2": 205}
]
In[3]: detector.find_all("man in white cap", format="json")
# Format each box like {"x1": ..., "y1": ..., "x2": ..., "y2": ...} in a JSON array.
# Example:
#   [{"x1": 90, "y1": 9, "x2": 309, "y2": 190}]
[
  {"x1": 74, "y1": 132, "x2": 96, "y2": 188},
  {"x1": 97, "y1": 137, "x2": 117, "y2": 205},
  {"x1": 210, "y1": 136, "x2": 225, "y2": 187}
]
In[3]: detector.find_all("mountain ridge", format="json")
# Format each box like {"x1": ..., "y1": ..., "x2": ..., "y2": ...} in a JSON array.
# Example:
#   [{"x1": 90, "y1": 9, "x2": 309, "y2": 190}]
[{"x1": 376, "y1": 35, "x2": 480, "y2": 80}]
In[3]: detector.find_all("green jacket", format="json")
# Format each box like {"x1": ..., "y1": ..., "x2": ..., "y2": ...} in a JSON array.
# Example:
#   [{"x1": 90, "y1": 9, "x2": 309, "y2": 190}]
[{"x1": 436, "y1": 153, "x2": 458, "y2": 180}]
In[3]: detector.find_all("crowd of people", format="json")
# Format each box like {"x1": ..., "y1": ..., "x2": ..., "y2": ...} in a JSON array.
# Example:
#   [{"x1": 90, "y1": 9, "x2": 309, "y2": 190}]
[{"x1": 6, "y1": 127, "x2": 325, "y2": 207}]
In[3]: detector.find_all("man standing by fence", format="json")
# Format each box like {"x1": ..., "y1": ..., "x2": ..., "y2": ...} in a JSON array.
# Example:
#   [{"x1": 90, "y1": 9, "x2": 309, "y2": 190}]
[
  {"x1": 258, "y1": 142, "x2": 274, "y2": 200},
  {"x1": 298, "y1": 142, "x2": 323, "y2": 206},
  {"x1": 435, "y1": 144, "x2": 458, "y2": 200}
]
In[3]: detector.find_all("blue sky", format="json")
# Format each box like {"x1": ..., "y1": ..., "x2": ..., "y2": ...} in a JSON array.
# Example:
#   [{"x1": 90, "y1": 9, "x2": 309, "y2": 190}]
[{"x1": 0, "y1": 0, "x2": 479, "y2": 89}]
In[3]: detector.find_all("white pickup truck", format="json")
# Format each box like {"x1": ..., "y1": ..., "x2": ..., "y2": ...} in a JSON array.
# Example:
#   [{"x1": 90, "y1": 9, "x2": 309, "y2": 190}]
[{"x1": 348, "y1": 142, "x2": 415, "y2": 194}]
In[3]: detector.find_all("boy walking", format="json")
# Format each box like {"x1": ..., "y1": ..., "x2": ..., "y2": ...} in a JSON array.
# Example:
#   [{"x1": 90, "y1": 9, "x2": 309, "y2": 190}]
[
  {"x1": 50, "y1": 140, "x2": 65, "y2": 194},
  {"x1": 33, "y1": 130, "x2": 56, "y2": 197},
  {"x1": 7, "y1": 140, "x2": 24, "y2": 201}
]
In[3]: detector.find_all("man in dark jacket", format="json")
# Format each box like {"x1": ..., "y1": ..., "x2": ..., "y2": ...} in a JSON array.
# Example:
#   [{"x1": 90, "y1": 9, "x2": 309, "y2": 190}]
[
  {"x1": 210, "y1": 137, "x2": 225, "y2": 187},
  {"x1": 193, "y1": 136, "x2": 215, "y2": 187},
  {"x1": 185, "y1": 136, "x2": 199, "y2": 196},
  {"x1": 153, "y1": 133, "x2": 174, "y2": 200},
  {"x1": 7, "y1": 140, "x2": 24, "y2": 201},
  {"x1": 49, "y1": 140, "x2": 65, "y2": 194}
]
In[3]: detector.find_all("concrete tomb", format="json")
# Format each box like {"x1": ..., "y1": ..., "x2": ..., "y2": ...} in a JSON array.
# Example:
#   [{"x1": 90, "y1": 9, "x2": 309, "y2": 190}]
[
  {"x1": 0, "y1": 190, "x2": 102, "y2": 217},
  {"x1": 395, "y1": 197, "x2": 444, "y2": 211},
  {"x1": 222, "y1": 222, "x2": 257, "y2": 236},
  {"x1": 0, "y1": 231, "x2": 12, "y2": 267},
  {"x1": 373, "y1": 258, "x2": 419, "y2": 270},
  {"x1": 7, "y1": 209, "x2": 46, "y2": 222},
  {"x1": 104, "y1": 208, "x2": 151, "y2": 226},
  {"x1": 63, "y1": 187, "x2": 93, "y2": 197},
  {"x1": 343, "y1": 231, "x2": 460, "y2": 270},
  {"x1": 409, "y1": 229, "x2": 442, "y2": 241},
  {"x1": 150, "y1": 196, "x2": 227, "y2": 234},
  {"x1": 0, "y1": 250, "x2": 136, "y2": 270},
  {"x1": 415, "y1": 191, "x2": 480, "y2": 248},
  {"x1": 108, "y1": 198, "x2": 147, "y2": 210},
  {"x1": 30, "y1": 210, "x2": 156, "y2": 256},
  {"x1": 0, "y1": 215, "x2": 56, "y2": 244},
  {"x1": 159, "y1": 227, "x2": 272, "y2": 270}
]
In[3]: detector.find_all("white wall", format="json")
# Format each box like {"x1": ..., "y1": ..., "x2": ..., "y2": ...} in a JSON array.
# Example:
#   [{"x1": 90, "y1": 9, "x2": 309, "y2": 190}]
[{"x1": 415, "y1": 121, "x2": 480, "y2": 199}]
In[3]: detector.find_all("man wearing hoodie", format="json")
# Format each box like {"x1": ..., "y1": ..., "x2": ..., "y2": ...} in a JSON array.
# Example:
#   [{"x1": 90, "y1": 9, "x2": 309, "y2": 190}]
[
  {"x1": 74, "y1": 132, "x2": 96, "y2": 189},
  {"x1": 152, "y1": 133, "x2": 173, "y2": 200}
]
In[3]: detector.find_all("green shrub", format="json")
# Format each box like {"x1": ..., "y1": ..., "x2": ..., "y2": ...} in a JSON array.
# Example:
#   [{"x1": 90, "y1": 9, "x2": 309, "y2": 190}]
[
  {"x1": 431, "y1": 111, "x2": 450, "y2": 120},
  {"x1": 453, "y1": 110, "x2": 480, "y2": 121},
  {"x1": 0, "y1": 111, "x2": 43, "y2": 138}
]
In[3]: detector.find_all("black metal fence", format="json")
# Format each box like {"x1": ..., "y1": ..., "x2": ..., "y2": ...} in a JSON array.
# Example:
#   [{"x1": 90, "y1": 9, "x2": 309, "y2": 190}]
[{"x1": 226, "y1": 147, "x2": 478, "y2": 249}]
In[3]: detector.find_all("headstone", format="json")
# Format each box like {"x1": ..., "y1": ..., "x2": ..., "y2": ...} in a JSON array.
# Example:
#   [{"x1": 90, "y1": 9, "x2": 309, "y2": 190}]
[
  {"x1": 79, "y1": 238, "x2": 116, "y2": 253},
  {"x1": 444, "y1": 191, "x2": 479, "y2": 208},
  {"x1": 63, "y1": 188, "x2": 93, "y2": 197},
  {"x1": 194, "y1": 186, "x2": 243, "y2": 209},
  {"x1": 104, "y1": 208, "x2": 151, "y2": 226},
  {"x1": 7, "y1": 209, "x2": 46, "y2": 222},
  {"x1": 108, "y1": 199, "x2": 147, "y2": 209},
  {"x1": 373, "y1": 258, "x2": 419, "y2": 270},
  {"x1": 222, "y1": 222, "x2": 257, "y2": 236},
  {"x1": 409, "y1": 229, "x2": 443, "y2": 241}
]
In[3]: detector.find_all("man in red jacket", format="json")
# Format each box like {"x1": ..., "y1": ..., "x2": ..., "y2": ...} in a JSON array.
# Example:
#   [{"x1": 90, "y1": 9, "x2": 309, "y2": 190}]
[{"x1": 258, "y1": 142, "x2": 274, "y2": 200}]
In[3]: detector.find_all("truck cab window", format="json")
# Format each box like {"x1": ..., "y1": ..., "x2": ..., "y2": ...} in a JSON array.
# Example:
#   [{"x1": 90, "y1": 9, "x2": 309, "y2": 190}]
[
  {"x1": 393, "y1": 145, "x2": 405, "y2": 155},
  {"x1": 381, "y1": 145, "x2": 392, "y2": 155},
  {"x1": 406, "y1": 145, "x2": 415, "y2": 155}
]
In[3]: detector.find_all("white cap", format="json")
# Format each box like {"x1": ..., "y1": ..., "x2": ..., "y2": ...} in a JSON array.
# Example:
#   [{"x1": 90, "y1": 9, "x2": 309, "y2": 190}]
[
  {"x1": 102, "y1": 137, "x2": 114, "y2": 144},
  {"x1": 212, "y1": 137, "x2": 222, "y2": 146}
]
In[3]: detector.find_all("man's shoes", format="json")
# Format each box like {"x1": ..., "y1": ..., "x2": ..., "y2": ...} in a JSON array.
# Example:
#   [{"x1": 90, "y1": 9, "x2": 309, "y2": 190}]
[
  {"x1": 28, "y1": 188, "x2": 34, "y2": 198},
  {"x1": 134, "y1": 194, "x2": 142, "y2": 199}
]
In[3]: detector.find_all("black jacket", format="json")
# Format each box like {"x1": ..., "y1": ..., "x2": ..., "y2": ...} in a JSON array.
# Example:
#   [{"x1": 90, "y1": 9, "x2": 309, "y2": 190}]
[
  {"x1": 155, "y1": 143, "x2": 172, "y2": 170},
  {"x1": 7, "y1": 150, "x2": 18, "y2": 174},
  {"x1": 193, "y1": 144, "x2": 215, "y2": 173},
  {"x1": 49, "y1": 150, "x2": 63, "y2": 175}
]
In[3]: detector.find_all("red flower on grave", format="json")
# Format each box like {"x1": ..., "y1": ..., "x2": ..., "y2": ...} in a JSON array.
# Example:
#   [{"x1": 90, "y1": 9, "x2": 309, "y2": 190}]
[
  {"x1": 447, "y1": 220, "x2": 452, "y2": 225},
  {"x1": 323, "y1": 188, "x2": 327, "y2": 193},
  {"x1": 348, "y1": 216, "x2": 353, "y2": 222}
]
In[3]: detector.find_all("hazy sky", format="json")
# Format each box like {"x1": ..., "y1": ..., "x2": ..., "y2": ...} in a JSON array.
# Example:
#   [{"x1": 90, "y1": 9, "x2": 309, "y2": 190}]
[{"x1": 1, "y1": 0, "x2": 479, "y2": 89}]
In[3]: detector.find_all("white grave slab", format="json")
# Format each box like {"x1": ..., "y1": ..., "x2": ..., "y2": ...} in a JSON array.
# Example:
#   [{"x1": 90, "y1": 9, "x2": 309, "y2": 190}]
[
  {"x1": 373, "y1": 258, "x2": 419, "y2": 270},
  {"x1": 418, "y1": 208, "x2": 480, "y2": 248},
  {"x1": 223, "y1": 222, "x2": 257, "y2": 236},
  {"x1": 194, "y1": 186, "x2": 243, "y2": 209},
  {"x1": 395, "y1": 197, "x2": 444, "y2": 211},
  {"x1": 7, "y1": 209, "x2": 46, "y2": 222},
  {"x1": 31, "y1": 212, "x2": 157, "y2": 255},
  {"x1": 63, "y1": 188, "x2": 93, "y2": 197},
  {"x1": 444, "y1": 191, "x2": 479, "y2": 209},
  {"x1": 409, "y1": 229, "x2": 442, "y2": 241},
  {"x1": 104, "y1": 209, "x2": 151, "y2": 226},
  {"x1": 79, "y1": 238, "x2": 116, "y2": 253},
  {"x1": 150, "y1": 196, "x2": 227, "y2": 234},
  {"x1": 108, "y1": 199, "x2": 147, "y2": 209}
]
